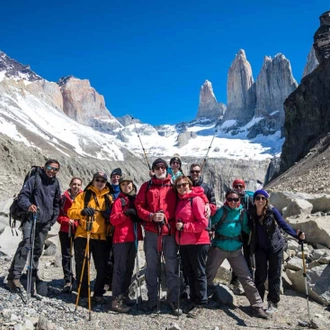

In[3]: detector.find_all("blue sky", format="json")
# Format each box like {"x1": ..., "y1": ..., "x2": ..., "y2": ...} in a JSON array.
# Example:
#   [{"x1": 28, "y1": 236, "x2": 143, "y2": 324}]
[{"x1": 1, "y1": 1, "x2": 328, "y2": 125}]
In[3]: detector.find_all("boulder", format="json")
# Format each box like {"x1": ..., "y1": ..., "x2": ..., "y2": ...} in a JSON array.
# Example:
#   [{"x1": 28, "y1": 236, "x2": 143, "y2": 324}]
[{"x1": 283, "y1": 198, "x2": 313, "y2": 218}]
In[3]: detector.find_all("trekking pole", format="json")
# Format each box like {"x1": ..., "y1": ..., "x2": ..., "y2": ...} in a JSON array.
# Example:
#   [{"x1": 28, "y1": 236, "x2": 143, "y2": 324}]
[
  {"x1": 68, "y1": 222, "x2": 74, "y2": 290},
  {"x1": 130, "y1": 115, "x2": 152, "y2": 171},
  {"x1": 177, "y1": 219, "x2": 182, "y2": 320},
  {"x1": 297, "y1": 239, "x2": 312, "y2": 328},
  {"x1": 134, "y1": 222, "x2": 142, "y2": 309},
  {"x1": 26, "y1": 209, "x2": 38, "y2": 304},
  {"x1": 200, "y1": 128, "x2": 217, "y2": 172},
  {"x1": 75, "y1": 215, "x2": 93, "y2": 321}
]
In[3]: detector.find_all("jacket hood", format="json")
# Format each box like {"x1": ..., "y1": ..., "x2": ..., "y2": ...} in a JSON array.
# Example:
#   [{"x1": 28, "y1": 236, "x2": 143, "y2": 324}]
[
  {"x1": 178, "y1": 186, "x2": 204, "y2": 200},
  {"x1": 223, "y1": 203, "x2": 243, "y2": 212}
]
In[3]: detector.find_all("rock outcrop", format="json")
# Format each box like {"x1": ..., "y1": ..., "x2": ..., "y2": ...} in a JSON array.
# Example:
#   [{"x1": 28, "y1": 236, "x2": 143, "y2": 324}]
[
  {"x1": 224, "y1": 49, "x2": 256, "y2": 123},
  {"x1": 280, "y1": 54, "x2": 330, "y2": 174},
  {"x1": 196, "y1": 80, "x2": 226, "y2": 120},
  {"x1": 302, "y1": 46, "x2": 319, "y2": 77},
  {"x1": 59, "y1": 76, "x2": 122, "y2": 132},
  {"x1": 313, "y1": 11, "x2": 330, "y2": 64}
]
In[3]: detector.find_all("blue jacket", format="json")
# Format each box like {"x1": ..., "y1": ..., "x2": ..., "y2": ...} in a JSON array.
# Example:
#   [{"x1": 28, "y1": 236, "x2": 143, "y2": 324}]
[
  {"x1": 18, "y1": 170, "x2": 61, "y2": 225},
  {"x1": 249, "y1": 205, "x2": 298, "y2": 253},
  {"x1": 211, "y1": 204, "x2": 249, "y2": 252}
]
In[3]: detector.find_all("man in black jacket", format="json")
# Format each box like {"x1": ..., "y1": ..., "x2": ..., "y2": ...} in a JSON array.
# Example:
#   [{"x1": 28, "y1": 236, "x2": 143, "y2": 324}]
[{"x1": 7, "y1": 159, "x2": 61, "y2": 292}]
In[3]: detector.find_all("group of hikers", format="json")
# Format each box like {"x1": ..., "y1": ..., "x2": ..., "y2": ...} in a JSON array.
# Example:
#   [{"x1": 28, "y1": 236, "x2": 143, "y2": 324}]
[{"x1": 6, "y1": 157, "x2": 305, "y2": 320}]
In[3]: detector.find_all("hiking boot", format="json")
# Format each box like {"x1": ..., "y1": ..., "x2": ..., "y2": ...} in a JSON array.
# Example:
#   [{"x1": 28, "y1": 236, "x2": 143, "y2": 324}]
[
  {"x1": 7, "y1": 279, "x2": 23, "y2": 293},
  {"x1": 62, "y1": 282, "x2": 72, "y2": 293},
  {"x1": 112, "y1": 296, "x2": 131, "y2": 313},
  {"x1": 187, "y1": 305, "x2": 204, "y2": 318},
  {"x1": 168, "y1": 302, "x2": 183, "y2": 316},
  {"x1": 142, "y1": 300, "x2": 157, "y2": 313},
  {"x1": 251, "y1": 307, "x2": 269, "y2": 319},
  {"x1": 92, "y1": 296, "x2": 107, "y2": 305},
  {"x1": 266, "y1": 301, "x2": 278, "y2": 315}
]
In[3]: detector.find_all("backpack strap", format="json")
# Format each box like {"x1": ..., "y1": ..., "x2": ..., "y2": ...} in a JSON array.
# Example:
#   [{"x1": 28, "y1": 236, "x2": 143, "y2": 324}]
[{"x1": 213, "y1": 207, "x2": 228, "y2": 233}]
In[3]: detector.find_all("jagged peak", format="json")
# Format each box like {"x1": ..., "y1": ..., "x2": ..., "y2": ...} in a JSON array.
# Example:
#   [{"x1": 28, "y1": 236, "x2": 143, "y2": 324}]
[
  {"x1": 57, "y1": 75, "x2": 76, "y2": 86},
  {"x1": 237, "y1": 49, "x2": 246, "y2": 58}
]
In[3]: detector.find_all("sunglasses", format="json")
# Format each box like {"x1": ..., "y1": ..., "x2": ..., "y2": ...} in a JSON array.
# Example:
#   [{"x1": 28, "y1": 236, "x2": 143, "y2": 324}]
[
  {"x1": 172, "y1": 161, "x2": 180, "y2": 165},
  {"x1": 95, "y1": 179, "x2": 106, "y2": 183},
  {"x1": 190, "y1": 170, "x2": 201, "y2": 174},
  {"x1": 154, "y1": 166, "x2": 166, "y2": 170},
  {"x1": 255, "y1": 196, "x2": 266, "y2": 201},
  {"x1": 176, "y1": 182, "x2": 189, "y2": 189},
  {"x1": 234, "y1": 185, "x2": 243, "y2": 189},
  {"x1": 227, "y1": 197, "x2": 240, "y2": 202},
  {"x1": 46, "y1": 165, "x2": 59, "y2": 172}
]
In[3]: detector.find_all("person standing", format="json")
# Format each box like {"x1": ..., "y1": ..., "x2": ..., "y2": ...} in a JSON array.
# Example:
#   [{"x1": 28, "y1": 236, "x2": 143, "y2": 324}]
[
  {"x1": 168, "y1": 156, "x2": 184, "y2": 183},
  {"x1": 57, "y1": 177, "x2": 83, "y2": 293},
  {"x1": 206, "y1": 189, "x2": 269, "y2": 319},
  {"x1": 135, "y1": 158, "x2": 182, "y2": 316},
  {"x1": 7, "y1": 159, "x2": 61, "y2": 292},
  {"x1": 110, "y1": 168, "x2": 122, "y2": 200},
  {"x1": 249, "y1": 189, "x2": 305, "y2": 315},
  {"x1": 68, "y1": 171, "x2": 113, "y2": 304},
  {"x1": 175, "y1": 176, "x2": 210, "y2": 318},
  {"x1": 230, "y1": 179, "x2": 254, "y2": 294},
  {"x1": 110, "y1": 176, "x2": 142, "y2": 313}
]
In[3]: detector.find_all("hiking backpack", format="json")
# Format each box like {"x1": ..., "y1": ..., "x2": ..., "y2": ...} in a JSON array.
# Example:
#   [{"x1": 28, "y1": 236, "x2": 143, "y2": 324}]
[{"x1": 9, "y1": 166, "x2": 59, "y2": 234}]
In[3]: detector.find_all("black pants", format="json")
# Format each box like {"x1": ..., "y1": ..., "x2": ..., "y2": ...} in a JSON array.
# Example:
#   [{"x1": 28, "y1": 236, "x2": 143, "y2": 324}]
[
  {"x1": 255, "y1": 247, "x2": 283, "y2": 304},
  {"x1": 180, "y1": 244, "x2": 209, "y2": 305},
  {"x1": 112, "y1": 242, "x2": 136, "y2": 298},
  {"x1": 8, "y1": 218, "x2": 50, "y2": 280},
  {"x1": 75, "y1": 237, "x2": 107, "y2": 298},
  {"x1": 59, "y1": 231, "x2": 74, "y2": 283},
  {"x1": 104, "y1": 236, "x2": 114, "y2": 286},
  {"x1": 231, "y1": 232, "x2": 251, "y2": 284}
]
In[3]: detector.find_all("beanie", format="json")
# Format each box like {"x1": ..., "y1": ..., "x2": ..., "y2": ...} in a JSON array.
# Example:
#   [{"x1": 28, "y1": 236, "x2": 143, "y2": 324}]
[
  {"x1": 119, "y1": 175, "x2": 133, "y2": 185},
  {"x1": 170, "y1": 156, "x2": 182, "y2": 166},
  {"x1": 93, "y1": 171, "x2": 108, "y2": 181},
  {"x1": 111, "y1": 168, "x2": 122, "y2": 177},
  {"x1": 152, "y1": 158, "x2": 168, "y2": 170},
  {"x1": 232, "y1": 179, "x2": 245, "y2": 188},
  {"x1": 253, "y1": 189, "x2": 270, "y2": 200}
]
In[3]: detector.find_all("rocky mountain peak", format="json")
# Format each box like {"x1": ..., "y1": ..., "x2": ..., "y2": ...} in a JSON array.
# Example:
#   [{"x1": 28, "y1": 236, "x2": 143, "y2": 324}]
[
  {"x1": 196, "y1": 80, "x2": 226, "y2": 120},
  {"x1": 314, "y1": 11, "x2": 330, "y2": 64},
  {"x1": 224, "y1": 49, "x2": 255, "y2": 123},
  {"x1": 302, "y1": 46, "x2": 319, "y2": 78},
  {"x1": 57, "y1": 75, "x2": 75, "y2": 87},
  {"x1": 0, "y1": 50, "x2": 42, "y2": 81}
]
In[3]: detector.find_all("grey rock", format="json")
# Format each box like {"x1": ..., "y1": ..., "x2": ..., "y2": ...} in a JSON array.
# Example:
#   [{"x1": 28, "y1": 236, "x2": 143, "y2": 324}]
[
  {"x1": 302, "y1": 46, "x2": 319, "y2": 77},
  {"x1": 313, "y1": 11, "x2": 330, "y2": 64}
]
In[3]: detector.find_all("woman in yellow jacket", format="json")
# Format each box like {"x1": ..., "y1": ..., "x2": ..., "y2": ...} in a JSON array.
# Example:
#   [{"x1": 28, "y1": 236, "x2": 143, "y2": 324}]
[{"x1": 68, "y1": 171, "x2": 113, "y2": 304}]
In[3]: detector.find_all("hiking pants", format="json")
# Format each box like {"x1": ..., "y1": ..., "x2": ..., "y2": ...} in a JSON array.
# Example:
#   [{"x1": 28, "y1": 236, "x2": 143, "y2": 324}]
[
  {"x1": 112, "y1": 242, "x2": 136, "y2": 298},
  {"x1": 104, "y1": 235, "x2": 114, "y2": 287},
  {"x1": 59, "y1": 231, "x2": 74, "y2": 283},
  {"x1": 206, "y1": 246, "x2": 263, "y2": 308},
  {"x1": 180, "y1": 244, "x2": 209, "y2": 305},
  {"x1": 144, "y1": 231, "x2": 179, "y2": 304},
  {"x1": 231, "y1": 232, "x2": 252, "y2": 284},
  {"x1": 8, "y1": 218, "x2": 50, "y2": 280},
  {"x1": 255, "y1": 247, "x2": 283, "y2": 304},
  {"x1": 75, "y1": 237, "x2": 107, "y2": 298}
]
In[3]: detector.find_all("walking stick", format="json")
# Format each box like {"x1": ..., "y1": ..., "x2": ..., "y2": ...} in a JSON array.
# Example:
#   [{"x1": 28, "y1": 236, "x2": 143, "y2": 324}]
[
  {"x1": 200, "y1": 128, "x2": 218, "y2": 171},
  {"x1": 134, "y1": 222, "x2": 142, "y2": 309},
  {"x1": 68, "y1": 222, "x2": 74, "y2": 290},
  {"x1": 298, "y1": 240, "x2": 312, "y2": 328},
  {"x1": 26, "y1": 210, "x2": 38, "y2": 304},
  {"x1": 75, "y1": 215, "x2": 93, "y2": 321},
  {"x1": 130, "y1": 115, "x2": 152, "y2": 171},
  {"x1": 177, "y1": 220, "x2": 182, "y2": 320}
]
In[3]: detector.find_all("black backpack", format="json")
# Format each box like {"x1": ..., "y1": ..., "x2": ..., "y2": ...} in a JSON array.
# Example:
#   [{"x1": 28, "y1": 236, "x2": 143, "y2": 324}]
[{"x1": 9, "y1": 166, "x2": 59, "y2": 234}]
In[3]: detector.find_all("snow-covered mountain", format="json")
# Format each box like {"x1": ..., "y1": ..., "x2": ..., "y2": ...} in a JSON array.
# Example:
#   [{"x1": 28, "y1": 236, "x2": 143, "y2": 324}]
[{"x1": 0, "y1": 50, "x2": 291, "y2": 165}]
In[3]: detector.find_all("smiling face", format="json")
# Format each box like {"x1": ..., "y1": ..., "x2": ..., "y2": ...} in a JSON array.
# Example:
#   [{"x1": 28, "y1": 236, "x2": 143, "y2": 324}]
[
  {"x1": 254, "y1": 194, "x2": 267, "y2": 208},
  {"x1": 226, "y1": 192, "x2": 240, "y2": 209},
  {"x1": 190, "y1": 165, "x2": 201, "y2": 182},
  {"x1": 154, "y1": 164, "x2": 167, "y2": 179},
  {"x1": 111, "y1": 174, "x2": 121, "y2": 185},
  {"x1": 70, "y1": 178, "x2": 82, "y2": 196},
  {"x1": 93, "y1": 176, "x2": 107, "y2": 191},
  {"x1": 45, "y1": 162, "x2": 59, "y2": 178},
  {"x1": 176, "y1": 178, "x2": 191, "y2": 195},
  {"x1": 120, "y1": 181, "x2": 133, "y2": 194}
]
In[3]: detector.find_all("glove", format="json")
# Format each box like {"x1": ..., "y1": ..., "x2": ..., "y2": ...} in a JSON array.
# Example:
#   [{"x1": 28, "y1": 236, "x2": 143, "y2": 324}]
[
  {"x1": 101, "y1": 209, "x2": 111, "y2": 219},
  {"x1": 124, "y1": 208, "x2": 137, "y2": 217},
  {"x1": 81, "y1": 207, "x2": 95, "y2": 216}
]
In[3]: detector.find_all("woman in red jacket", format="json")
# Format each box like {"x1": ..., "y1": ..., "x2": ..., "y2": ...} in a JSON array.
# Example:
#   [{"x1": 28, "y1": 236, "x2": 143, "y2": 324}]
[
  {"x1": 110, "y1": 176, "x2": 142, "y2": 313},
  {"x1": 57, "y1": 177, "x2": 83, "y2": 292},
  {"x1": 175, "y1": 175, "x2": 210, "y2": 318}
]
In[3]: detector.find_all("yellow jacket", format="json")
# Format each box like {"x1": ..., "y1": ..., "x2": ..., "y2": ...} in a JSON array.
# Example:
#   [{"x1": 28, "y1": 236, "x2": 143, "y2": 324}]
[{"x1": 68, "y1": 185, "x2": 113, "y2": 240}]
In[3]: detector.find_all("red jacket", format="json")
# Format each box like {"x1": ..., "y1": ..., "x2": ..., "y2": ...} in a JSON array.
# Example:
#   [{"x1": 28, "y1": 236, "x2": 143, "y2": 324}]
[
  {"x1": 57, "y1": 189, "x2": 82, "y2": 233},
  {"x1": 110, "y1": 193, "x2": 143, "y2": 243},
  {"x1": 175, "y1": 187, "x2": 210, "y2": 245},
  {"x1": 135, "y1": 175, "x2": 177, "y2": 235}
]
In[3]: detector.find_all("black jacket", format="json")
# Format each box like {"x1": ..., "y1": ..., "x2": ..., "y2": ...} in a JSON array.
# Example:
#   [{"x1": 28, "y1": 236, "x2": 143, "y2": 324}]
[
  {"x1": 18, "y1": 170, "x2": 61, "y2": 225},
  {"x1": 190, "y1": 177, "x2": 216, "y2": 205}
]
